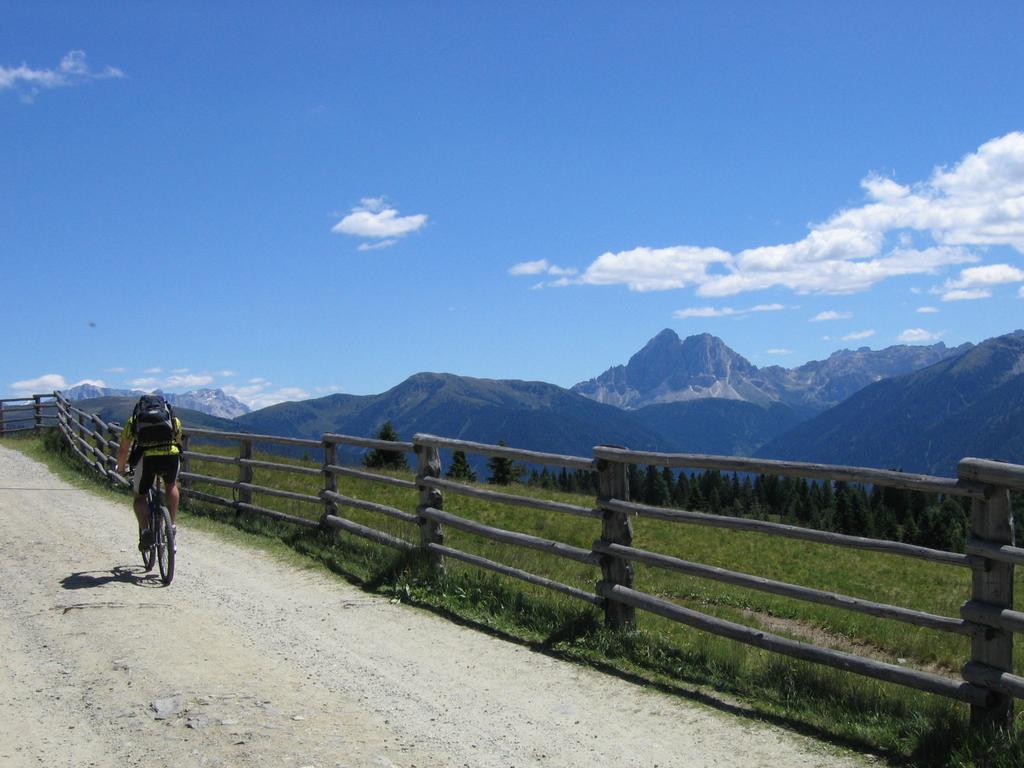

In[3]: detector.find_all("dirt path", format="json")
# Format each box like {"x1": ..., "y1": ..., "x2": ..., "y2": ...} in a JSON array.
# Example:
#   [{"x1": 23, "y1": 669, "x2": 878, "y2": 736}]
[{"x1": 0, "y1": 444, "x2": 866, "y2": 767}]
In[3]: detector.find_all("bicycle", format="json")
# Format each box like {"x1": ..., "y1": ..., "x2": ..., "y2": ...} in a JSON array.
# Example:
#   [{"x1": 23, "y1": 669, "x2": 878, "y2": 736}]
[{"x1": 134, "y1": 472, "x2": 176, "y2": 585}]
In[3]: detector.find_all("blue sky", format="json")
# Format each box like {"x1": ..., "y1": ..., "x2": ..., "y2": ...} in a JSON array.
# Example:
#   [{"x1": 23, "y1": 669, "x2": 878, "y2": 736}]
[{"x1": 3, "y1": 2, "x2": 1023, "y2": 408}]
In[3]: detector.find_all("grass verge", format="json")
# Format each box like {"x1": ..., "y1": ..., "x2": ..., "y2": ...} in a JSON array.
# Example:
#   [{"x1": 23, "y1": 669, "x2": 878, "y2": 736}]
[{"x1": 5, "y1": 430, "x2": 1024, "y2": 766}]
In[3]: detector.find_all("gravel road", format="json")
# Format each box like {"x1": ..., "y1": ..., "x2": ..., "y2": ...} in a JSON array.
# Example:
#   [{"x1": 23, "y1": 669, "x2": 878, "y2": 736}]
[{"x1": 0, "y1": 444, "x2": 866, "y2": 767}]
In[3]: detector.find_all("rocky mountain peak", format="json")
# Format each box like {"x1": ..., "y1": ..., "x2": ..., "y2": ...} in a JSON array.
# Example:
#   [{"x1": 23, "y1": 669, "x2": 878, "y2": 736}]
[{"x1": 573, "y1": 329, "x2": 970, "y2": 413}]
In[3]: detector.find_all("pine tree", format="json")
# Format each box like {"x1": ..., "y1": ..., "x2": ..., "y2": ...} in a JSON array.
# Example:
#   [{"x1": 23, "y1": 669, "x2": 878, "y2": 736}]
[
  {"x1": 363, "y1": 421, "x2": 408, "y2": 470},
  {"x1": 446, "y1": 450, "x2": 477, "y2": 482},
  {"x1": 674, "y1": 472, "x2": 690, "y2": 508},
  {"x1": 643, "y1": 465, "x2": 671, "y2": 506},
  {"x1": 486, "y1": 441, "x2": 523, "y2": 486}
]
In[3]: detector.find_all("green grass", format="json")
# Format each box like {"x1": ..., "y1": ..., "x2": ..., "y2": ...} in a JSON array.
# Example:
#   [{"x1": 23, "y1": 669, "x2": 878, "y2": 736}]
[{"x1": 7, "y1": 429, "x2": 1024, "y2": 766}]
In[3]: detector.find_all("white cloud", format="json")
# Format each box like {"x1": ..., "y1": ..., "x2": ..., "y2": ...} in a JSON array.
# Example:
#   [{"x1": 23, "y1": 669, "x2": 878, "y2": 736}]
[
  {"x1": 128, "y1": 373, "x2": 214, "y2": 389},
  {"x1": 222, "y1": 381, "x2": 310, "y2": 410},
  {"x1": 933, "y1": 264, "x2": 1023, "y2": 301},
  {"x1": 332, "y1": 198, "x2": 427, "y2": 243},
  {"x1": 673, "y1": 303, "x2": 785, "y2": 319},
  {"x1": 165, "y1": 374, "x2": 214, "y2": 388},
  {"x1": 673, "y1": 306, "x2": 736, "y2": 318},
  {"x1": 577, "y1": 246, "x2": 732, "y2": 292},
  {"x1": 509, "y1": 259, "x2": 578, "y2": 282},
  {"x1": 811, "y1": 310, "x2": 853, "y2": 321},
  {"x1": 143, "y1": 367, "x2": 163, "y2": 374},
  {"x1": 916, "y1": 306, "x2": 939, "y2": 313},
  {"x1": 71, "y1": 378, "x2": 106, "y2": 388},
  {"x1": 942, "y1": 263, "x2": 1024, "y2": 293},
  {"x1": 1, "y1": 50, "x2": 124, "y2": 101},
  {"x1": 942, "y1": 289, "x2": 991, "y2": 301},
  {"x1": 510, "y1": 259, "x2": 553, "y2": 276},
  {"x1": 765, "y1": 348, "x2": 792, "y2": 355},
  {"x1": 842, "y1": 330, "x2": 875, "y2": 341},
  {"x1": 538, "y1": 132, "x2": 1024, "y2": 298},
  {"x1": 11, "y1": 374, "x2": 67, "y2": 394},
  {"x1": 357, "y1": 239, "x2": 398, "y2": 251},
  {"x1": 547, "y1": 265, "x2": 578, "y2": 276},
  {"x1": 898, "y1": 328, "x2": 943, "y2": 343},
  {"x1": 861, "y1": 174, "x2": 911, "y2": 203},
  {"x1": 106, "y1": 367, "x2": 127, "y2": 373}
]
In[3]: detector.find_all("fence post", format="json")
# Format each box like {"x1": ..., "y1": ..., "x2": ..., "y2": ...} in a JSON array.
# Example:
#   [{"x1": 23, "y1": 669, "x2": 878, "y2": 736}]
[
  {"x1": 321, "y1": 439, "x2": 338, "y2": 534},
  {"x1": 962, "y1": 465, "x2": 1015, "y2": 730},
  {"x1": 77, "y1": 412, "x2": 87, "y2": 451},
  {"x1": 415, "y1": 440, "x2": 444, "y2": 573},
  {"x1": 33, "y1": 395, "x2": 42, "y2": 430},
  {"x1": 108, "y1": 420, "x2": 122, "y2": 475},
  {"x1": 179, "y1": 433, "x2": 190, "y2": 501},
  {"x1": 238, "y1": 438, "x2": 253, "y2": 513},
  {"x1": 0, "y1": 400, "x2": 5, "y2": 437},
  {"x1": 596, "y1": 447, "x2": 634, "y2": 630}
]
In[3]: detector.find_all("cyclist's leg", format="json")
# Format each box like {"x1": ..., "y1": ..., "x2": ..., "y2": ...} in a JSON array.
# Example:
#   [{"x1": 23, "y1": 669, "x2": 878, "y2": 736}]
[
  {"x1": 133, "y1": 456, "x2": 155, "y2": 539},
  {"x1": 160, "y1": 455, "x2": 181, "y2": 525}
]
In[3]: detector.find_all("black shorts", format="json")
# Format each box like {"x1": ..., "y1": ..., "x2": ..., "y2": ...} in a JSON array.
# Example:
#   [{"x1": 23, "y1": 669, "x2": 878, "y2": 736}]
[{"x1": 132, "y1": 454, "x2": 180, "y2": 495}]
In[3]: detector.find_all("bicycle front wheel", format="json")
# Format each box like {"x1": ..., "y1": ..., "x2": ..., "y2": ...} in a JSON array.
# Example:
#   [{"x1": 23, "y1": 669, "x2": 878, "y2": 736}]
[{"x1": 156, "y1": 506, "x2": 175, "y2": 585}]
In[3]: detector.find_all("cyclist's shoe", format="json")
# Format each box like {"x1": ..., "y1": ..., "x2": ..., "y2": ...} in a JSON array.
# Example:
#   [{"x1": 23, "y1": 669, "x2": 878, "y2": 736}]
[
  {"x1": 171, "y1": 525, "x2": 178, "y2": 553},
  {"x1": 138, "y1": 528, "x2": 153, "y2": 551}
]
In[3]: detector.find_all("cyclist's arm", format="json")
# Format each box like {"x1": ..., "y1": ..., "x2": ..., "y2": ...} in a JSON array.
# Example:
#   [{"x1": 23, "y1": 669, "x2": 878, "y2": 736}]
[{"x1": 115, "y1": 418, "x2": 133, "y2": 474}]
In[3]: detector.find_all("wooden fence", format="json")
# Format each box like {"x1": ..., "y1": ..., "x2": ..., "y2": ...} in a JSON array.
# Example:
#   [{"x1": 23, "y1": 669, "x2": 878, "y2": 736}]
[
  {"x1": 0, "y1": 394, "x2": 57, "y2": 435},
  {"x1": 41, "y1": 391, "x2": 1024, "y2": 729}
]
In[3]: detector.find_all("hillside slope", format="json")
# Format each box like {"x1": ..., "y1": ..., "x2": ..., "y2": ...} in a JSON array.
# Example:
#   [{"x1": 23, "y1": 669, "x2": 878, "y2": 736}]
[
  {"x1": 235, "y1": 373, "x2": 676, "y2": 461},
  {"x1": 757, "y1": 331, "x2": 1024, "y2": 474}
]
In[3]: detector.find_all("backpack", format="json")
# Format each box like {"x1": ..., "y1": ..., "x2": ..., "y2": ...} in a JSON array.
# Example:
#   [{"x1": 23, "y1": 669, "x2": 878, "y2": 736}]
[{"x1": 131, "y1": 394, "x2": 177, "y2": 449}]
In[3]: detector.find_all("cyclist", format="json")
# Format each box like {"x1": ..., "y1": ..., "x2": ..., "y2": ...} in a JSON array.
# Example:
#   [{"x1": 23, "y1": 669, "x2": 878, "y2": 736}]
[{"x1": 115, "y1": 394, "x2": 183, "y2": 551}]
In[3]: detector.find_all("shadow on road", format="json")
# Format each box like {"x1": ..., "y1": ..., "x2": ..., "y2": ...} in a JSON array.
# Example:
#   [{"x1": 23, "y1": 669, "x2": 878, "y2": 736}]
[{"x1": 60, "y1": 565, "x2": 164, "y2": 589}]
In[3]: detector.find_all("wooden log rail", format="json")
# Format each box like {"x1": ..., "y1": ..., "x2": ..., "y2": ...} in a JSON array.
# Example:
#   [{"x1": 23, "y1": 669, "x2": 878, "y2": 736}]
[
  {"x1": 41, "y1": 392, "x2": 1024, "y2": 727},
  {"x1": 0, "y1": 395, "x2": 58, "y2": 434},
  {"x1": 594, "y1": 540, "x2": 972, "y2": 635},
  {"x1": 592, "y1": 445, "x2": 987, "y2": 499},
  {"x1": 414, "y1": 432, "x2": 595, "y2": 472},
  {"x1": 603, "y1": 498, "x2": 972, "y2": 568},
  {"x1": 598, "y1": 583, "x2": 990, "y2": 705}
]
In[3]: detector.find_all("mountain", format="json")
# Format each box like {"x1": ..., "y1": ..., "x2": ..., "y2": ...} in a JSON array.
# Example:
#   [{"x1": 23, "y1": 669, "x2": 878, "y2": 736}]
[
  {"x1": 65, "y1": 396, "x2": 243, "y2": 433},
  {"x1": 63, "y1": 384, "x2": 144, "y2": 400},
  {"x1": 236, "y1": 373, "x2": 676, "y2": 465},
  {"x1": 756, "y1": 331, "x2": 1024, "y2": 475},
  {"x1": 62, "y1": 385, "x2": 250, "y2": 419},
  {"x1": 572, "y1": 331, "x2": 773, "y2": 408},
  {"x1": 632, "y1": 399, "x2": 806, "y2": 457},
  {"x1": 572, "y1": 329, "x2": 969, "y2": 413},
  {"x1": 758, "y1": 341, "x2": 974, "y2": 413},
  {"x1": 164, "y1": 389, "x2": 251, "y2": 419}
]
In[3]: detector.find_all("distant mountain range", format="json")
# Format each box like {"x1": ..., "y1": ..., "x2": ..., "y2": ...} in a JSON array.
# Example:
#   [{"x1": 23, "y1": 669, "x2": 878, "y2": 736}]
[
  {"x1": 68, "y1": 396, "x2": 242, "y2": 433},
  {"x1": 572, "y1": 329, "x2": 970, "y2": 413},
  {"x1": 233, "y1": 373, "x2": 676, "y2": 465},
  {"x1": 63, "y1": 329, "x2": 1024, "y2": 475},
  {"x1": 63, "y1": 384, "x2": 250, "y2": 419},
  {"x1": 757, "y1": 330, "x2": 1024, "y2": 474}
]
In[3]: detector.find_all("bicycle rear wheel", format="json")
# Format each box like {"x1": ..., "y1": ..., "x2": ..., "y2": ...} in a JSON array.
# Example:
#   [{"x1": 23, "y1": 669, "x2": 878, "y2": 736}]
[
  {"x1": 141, "y1": 510, "x2": 155, "y2": 571},
  {"x1": 156, "y1": 506, "x2": 175, "y2": 585}
]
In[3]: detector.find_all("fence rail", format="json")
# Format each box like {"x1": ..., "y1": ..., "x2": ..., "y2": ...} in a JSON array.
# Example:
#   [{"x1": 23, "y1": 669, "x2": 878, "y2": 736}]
[
  {"x1": 34, "y1": 391, "x2": 1024, "y2": 730},
  {"x1": 0, "y1": 394, "x2": 58, "y2": 435}
]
